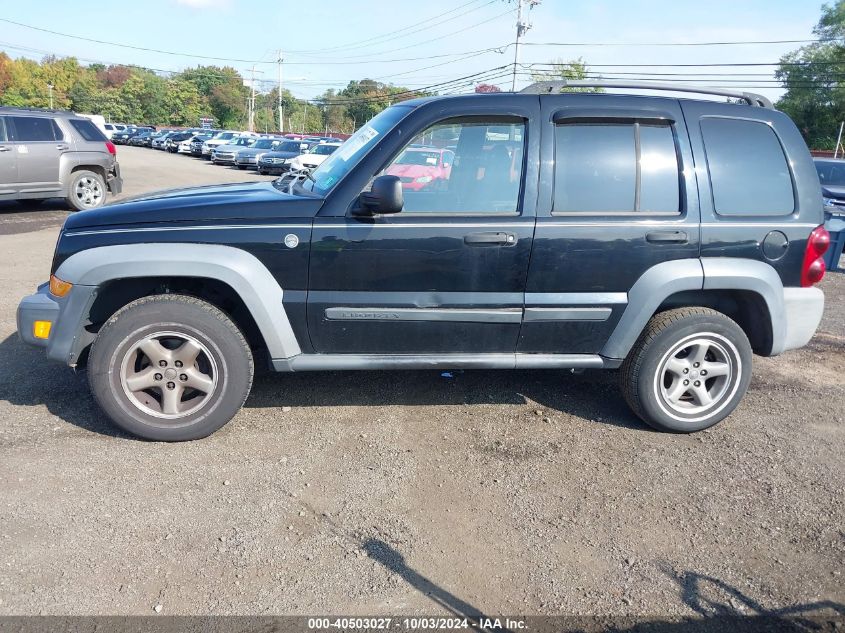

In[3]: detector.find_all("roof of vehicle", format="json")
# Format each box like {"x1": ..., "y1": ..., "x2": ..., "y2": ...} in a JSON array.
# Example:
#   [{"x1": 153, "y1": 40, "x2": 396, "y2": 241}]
[
  {"x1": 395, "y1": 90, "x2": 776, "y2": 111},
  {"x1": 813, "y1": 157, "x2": 845, "y2": 163},
  {"x1": 0, "y1": 106, "x2": 86, "y2": 117}
]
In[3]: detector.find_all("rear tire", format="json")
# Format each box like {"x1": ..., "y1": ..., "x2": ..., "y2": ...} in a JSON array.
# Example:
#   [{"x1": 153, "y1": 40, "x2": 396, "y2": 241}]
[
  {"x1": 620, "y1": 307, "x2": 752, "y2": 433},
  {"x1": 87, "y1": 294, "x2": 254, "y2": 441},
  {"x1": 66, "y1": 170, "x2": 106, "y2": 211}
]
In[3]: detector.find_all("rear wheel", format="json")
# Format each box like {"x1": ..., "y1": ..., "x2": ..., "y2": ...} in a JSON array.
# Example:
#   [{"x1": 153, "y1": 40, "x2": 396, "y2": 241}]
[
  {"x1": 88, "y1": 294, "x2": 254, "y2": 441},
  {"x1": 66, "y1": 170, "x2": 106, "y2": 211},
  {"x1": 620, "y1": 307, "x2": 752, "y2": 432}
]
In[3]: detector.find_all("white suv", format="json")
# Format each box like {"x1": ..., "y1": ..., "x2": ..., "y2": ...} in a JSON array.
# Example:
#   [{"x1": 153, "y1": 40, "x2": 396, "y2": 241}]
[{"x1": 202, "y1": 131, "x2": 255, "y2": 159}]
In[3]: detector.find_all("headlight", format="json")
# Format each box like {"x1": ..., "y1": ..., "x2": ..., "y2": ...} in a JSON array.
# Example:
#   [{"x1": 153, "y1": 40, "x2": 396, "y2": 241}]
[{"x1": 415, "y1": 176, "x2": 433, "y2": 183}]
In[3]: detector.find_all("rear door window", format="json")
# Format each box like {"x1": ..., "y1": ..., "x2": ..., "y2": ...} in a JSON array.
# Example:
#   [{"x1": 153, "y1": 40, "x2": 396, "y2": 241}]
[
  {"x1": 553, "y1": 121, "x2": 680, "y2": 214},
  {"x1": 700, "y1": 117, "x2": 794, "y2": 216},
  {"x1": 10, "y1": 116, "x2": 60, "y2": 141}
]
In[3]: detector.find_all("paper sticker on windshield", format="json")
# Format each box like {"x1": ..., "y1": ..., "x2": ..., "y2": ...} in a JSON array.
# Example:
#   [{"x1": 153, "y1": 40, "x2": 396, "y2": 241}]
[{"x1": 335, "y1": 126, "x2": 379, "y2": 162}]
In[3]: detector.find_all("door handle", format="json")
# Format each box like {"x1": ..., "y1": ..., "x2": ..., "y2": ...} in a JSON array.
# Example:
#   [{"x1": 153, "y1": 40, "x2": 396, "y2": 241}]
[
  {"x1": 56, "y1": 144, "x2": 70, "y2": 151},
  {"x1": 464, "y1": 231, "x2": 516, "y2": 246},
  {"x1": 0, "y1": 146, "x2": 10, "y2": 152},
  {"x1": 646, "y1": 230, "x2": 688, "y2": 244}
]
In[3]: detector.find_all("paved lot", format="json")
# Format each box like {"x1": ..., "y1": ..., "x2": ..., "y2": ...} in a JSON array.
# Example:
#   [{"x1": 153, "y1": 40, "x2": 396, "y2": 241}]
[{"x1": 0, "y1": 146, "x2": 843, "y2": 620}]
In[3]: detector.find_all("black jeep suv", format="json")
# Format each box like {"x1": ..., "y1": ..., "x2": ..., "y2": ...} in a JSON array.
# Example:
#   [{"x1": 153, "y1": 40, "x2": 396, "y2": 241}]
[{"x1": 17, "y1": 83, "x2": 830, "y2": 441}]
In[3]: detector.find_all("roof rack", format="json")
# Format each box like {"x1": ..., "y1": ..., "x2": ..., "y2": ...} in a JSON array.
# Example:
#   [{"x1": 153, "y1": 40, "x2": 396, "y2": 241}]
[{"x1": 519, "y1": 80, "x2": 774, "y2": 109}]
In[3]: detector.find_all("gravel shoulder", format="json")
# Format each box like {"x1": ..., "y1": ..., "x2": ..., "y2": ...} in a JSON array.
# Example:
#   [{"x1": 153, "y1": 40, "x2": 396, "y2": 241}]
[{"x1": 0, "y1": 147, "x2": 843, "y2": 618}]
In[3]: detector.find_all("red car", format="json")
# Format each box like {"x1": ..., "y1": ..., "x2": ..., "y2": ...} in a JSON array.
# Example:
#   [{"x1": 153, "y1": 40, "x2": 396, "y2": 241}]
[{"x1": 386, "y1": 147, "x2": 454, "y2": 191}]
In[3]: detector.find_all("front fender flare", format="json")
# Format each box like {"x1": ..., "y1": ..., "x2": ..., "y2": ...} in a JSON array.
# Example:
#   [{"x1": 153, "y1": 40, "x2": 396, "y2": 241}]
[{"x1": 55, "y1": 243, "x2": 302, "y2": 360}]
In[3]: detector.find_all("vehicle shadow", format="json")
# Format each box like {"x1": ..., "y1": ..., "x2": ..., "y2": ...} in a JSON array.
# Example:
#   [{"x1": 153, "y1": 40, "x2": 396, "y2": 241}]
[{"x1": 0, "y1": 332, "x2": 647, "y2": 439}]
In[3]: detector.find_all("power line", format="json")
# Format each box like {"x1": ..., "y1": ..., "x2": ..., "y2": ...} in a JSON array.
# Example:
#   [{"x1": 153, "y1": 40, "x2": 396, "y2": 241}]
[
  {"x1": 520, "y1": 38, "x2": 839, "y2": 47},
  {"x1": 289, "y1": 0, "x2": 495, "y2": 55}
]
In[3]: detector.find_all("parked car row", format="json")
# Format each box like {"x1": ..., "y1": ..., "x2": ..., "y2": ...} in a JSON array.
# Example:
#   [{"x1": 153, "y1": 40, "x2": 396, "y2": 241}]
[{"x1": 134, "y1": 127, "x2": 345, "y2": 177}]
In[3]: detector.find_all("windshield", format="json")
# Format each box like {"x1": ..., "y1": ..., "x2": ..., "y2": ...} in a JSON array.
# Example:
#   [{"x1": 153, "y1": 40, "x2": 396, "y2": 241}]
[
  {"x1": 253, "y1": 138, "x2": 277, "y2": 149},
  {"x1": 307, "y1": 106, "x2": 410, "y2": 194},
  {"x1": 215, "y1": 132, "x2": 236, "y2": 141},
  {"x1": 311, "y1": 144, "x2": 339, "y2": 156},
  {"x1": 277, "y1": 141, "x2": 302, "y2": 153},
  {"x1": 816, "y1": 161, "x2": 845, "y2": 187},
  {"x1": 396, "y1": 149, "x2": 442, "y2": 166}
]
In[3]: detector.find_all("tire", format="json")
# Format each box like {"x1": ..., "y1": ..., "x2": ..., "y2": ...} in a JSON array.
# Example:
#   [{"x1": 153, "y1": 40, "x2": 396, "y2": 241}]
[
  {"x1": 620, "y1": 307, "x2": 752, "y2": 433},
  {"x1": 257, "y1": 169, "x2": 266, "y2": 175},
  {"x1": 66, "y1": 170, "x2": 107, "y2": 211},
  {"x1": 87, "y1": 294, "x2": 254, "y2": 441}
]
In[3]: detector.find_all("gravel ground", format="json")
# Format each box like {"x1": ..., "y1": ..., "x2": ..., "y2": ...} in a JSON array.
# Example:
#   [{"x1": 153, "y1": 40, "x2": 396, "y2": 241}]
[{"x1": 0, "y1": 146, "x2": 843, "y2": 621}]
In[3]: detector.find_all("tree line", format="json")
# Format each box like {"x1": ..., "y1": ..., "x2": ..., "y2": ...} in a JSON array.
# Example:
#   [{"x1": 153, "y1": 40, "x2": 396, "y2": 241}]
[{"x1": 0, "y1": 53, "x2": 424, "y2": 133}]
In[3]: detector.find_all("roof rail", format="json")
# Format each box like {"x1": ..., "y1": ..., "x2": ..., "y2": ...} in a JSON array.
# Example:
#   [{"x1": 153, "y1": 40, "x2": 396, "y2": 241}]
[{"x1": 519, "y1": 80, "x2": 774, "y2": 109}]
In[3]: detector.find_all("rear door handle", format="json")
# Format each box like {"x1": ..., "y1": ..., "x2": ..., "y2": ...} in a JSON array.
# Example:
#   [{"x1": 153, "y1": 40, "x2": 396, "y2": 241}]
[
  {"x1": 0, "y1": 146, "x2": 10, "y2": 152},
  {"x1": 464, "y1": 231, "x2": 516, "y2": 246},
  {"x1": 56, "y1": 144, "x2": 70, "y2": 151},
  {"x1": 646, "y1": 230, "x2": 688, "y2": 244}
]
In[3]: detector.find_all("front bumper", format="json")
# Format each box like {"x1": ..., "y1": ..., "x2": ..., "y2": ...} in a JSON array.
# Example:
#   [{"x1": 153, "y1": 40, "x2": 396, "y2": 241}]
[
  {"x1": 17, "y1": 283, "x2": 97, "y2": 366},
  {"x1": 779, "y1": 286, "x2": 825, "y2": 354}
]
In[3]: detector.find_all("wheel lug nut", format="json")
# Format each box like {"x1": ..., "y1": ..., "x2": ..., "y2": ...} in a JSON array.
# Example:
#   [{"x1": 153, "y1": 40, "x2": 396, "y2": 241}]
[
  {"x1": 701, "y1": 370, "x2": 707, "y2": 376},
  {"x1": 694, "y1": 380, "x2": 701, "y2": 387},
  {"x1": 154, "y1": 373, "x2": 163, "y2": 381},
  {"x1": 683, "y1": 368, "x2": 689, "y2": 374},
  {"x1": 159, "y1": 360, "x2": 167, "y2": 367},
  {"x1": 683, "y1": 379, "x2": 689, "y2": 385},
  {"x1": 693, "y1": 362, "x2": 700, "y2": 368},
  {"x1": 175, "y1": 360, "x2": 183, "y2": 368},
  {"x1": 180, "y1": 374, "x2": 188, "y2": 381},
  {"x1": 166, "y1": 382, "x2": 175, "y2": 390}
]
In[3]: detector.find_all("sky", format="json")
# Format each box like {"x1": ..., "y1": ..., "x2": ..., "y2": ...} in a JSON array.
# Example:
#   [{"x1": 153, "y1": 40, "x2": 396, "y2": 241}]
[{"x1": 0, "y1": 0, "x2": 826, "y2": 103}]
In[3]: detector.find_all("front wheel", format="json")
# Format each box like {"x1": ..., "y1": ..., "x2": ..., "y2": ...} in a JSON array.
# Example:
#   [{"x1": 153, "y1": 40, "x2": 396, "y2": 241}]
[
  {"x1": 66, "y1": 170, "x2": 106, "y2": 211},
  {"x1": 88, "y1": 294, "x2": 254, "y2": 441},
  {"x1": 620, "y1": 307, "x2": 752, "y2": 433}
]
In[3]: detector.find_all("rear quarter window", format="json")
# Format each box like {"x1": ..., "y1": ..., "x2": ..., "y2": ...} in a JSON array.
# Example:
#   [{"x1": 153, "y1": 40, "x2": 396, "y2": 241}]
[
  {"x1": 69, "y1": 119, "x2": 107, "y2": 142},
  {"x1": 700, "y1": 117, "x2": 794, "y2": 216}
]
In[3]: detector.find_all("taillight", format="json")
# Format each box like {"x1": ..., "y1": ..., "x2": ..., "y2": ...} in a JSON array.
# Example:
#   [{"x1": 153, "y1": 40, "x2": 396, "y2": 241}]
[
  {"x1": 801, "y1": 225, "x2": 830, "y2": 287},
  {"x1": 105, "y1": 140, "x2": 116, "y2": 155}
]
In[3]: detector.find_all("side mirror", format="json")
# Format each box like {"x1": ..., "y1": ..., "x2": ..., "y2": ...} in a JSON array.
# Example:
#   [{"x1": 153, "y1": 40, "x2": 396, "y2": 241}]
[{"x1": 358, "y1": 175, "x2": 403, "y2": 215}]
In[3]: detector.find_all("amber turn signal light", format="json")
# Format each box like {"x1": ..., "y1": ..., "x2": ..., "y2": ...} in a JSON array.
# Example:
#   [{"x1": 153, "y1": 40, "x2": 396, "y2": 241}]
[
  {"x1": 33, "y1": 321, "x2": 52, "y2": 339},
  {"x1": 49, "y1": 274, "x2": 73, "y2": 297}
]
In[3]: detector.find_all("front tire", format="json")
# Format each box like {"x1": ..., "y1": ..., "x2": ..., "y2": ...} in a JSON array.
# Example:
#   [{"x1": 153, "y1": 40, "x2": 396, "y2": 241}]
[
  {"x1": 66, "y1": 170, "x2": 106, "y2": 211},
  {"x1": 620, "y1": 307, "x2": 752, "y2": 433},
  {"x1": 88, "y1": 294, "x2": 254, "y2": 441}
]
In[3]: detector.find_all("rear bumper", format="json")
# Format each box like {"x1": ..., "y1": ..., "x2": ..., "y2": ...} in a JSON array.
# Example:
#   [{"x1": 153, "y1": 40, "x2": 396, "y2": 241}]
[
  {"x1": 778, "y1": 286, "x2": 824, "y2": 354},
  {"x1": 17, "y1": 283, "x2": 97, "y2": 366},
  {"x1": 107, "y1": 163, "x2": 123, "y2": 195}
]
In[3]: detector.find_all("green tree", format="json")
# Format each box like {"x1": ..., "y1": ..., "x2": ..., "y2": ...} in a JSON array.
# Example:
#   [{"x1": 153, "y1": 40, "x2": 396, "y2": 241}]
[
  {"x1": 529, "y1": 58, "x2": 602, "y2": 92},
  {"x1": 776, "y1": 1, "x2": 845, "y2": 148}
]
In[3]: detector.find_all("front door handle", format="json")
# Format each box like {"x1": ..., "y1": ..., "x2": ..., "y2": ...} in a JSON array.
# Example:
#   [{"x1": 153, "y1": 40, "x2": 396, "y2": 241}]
[
  {"x1": 56, "y1": 144, "x2": 70, "y2": 151},
  {"x1": 464, "y1": 231, "x2": 516, "y2": 246},
  {"x1": 646, "y1": 230, "x2": 688, "y2": 244},
  {"x1": 0, "y1": 146, "x2": 10, "y2": 152}
]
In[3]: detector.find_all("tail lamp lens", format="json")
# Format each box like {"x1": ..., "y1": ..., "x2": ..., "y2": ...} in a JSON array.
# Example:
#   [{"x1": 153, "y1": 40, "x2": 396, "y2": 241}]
[{"x1": 801, "y1": 226, "x2": 831, "y2": 287}]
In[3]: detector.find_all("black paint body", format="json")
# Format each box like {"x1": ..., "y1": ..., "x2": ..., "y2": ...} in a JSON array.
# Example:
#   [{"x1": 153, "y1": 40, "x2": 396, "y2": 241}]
[{"x1": 53, "y1": 93, "x2": 823, "y2": 358}]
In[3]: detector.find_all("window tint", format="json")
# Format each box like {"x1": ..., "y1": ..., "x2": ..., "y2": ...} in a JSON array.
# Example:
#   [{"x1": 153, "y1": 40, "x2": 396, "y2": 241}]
[
  {"x1": 69, "y1": 118, "x2": 106, "y2": 142},
  {"x1": 553, "y1": 122, "x2": 680, "y2": 213},
  {"x1": 11, "y1": 116, "x2": 59, "y2": 141},
  {"x1": 379, "y1": 117, "x2": 525, "y2": 214},
  {"x1": 555, "y1": 124, "x2": 636, "y2": 212},
  {"x1": 639, "y1": 124, "x2": 680, "y2": 212},
  {"x1": 700, "y1": 117, "x2": 794, "y2": 216},
  {"x1": 0, "y1": 117, "x2": 7, "y2": 142}
]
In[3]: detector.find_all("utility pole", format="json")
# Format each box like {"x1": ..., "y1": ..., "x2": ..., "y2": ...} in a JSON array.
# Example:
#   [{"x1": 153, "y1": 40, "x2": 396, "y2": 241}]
[
  {"x1": 511, "y1": 0, "x2": 540, "y2": 91},
  {"x1": 277, "y1": 49, "x2": 284, "y2": 133},
  {"x1": 248, "y1": 65, "x2": 257, "y2": 132},
  {"x1": 47, "y1": 83, "x2": 54, "y2": 109}
]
